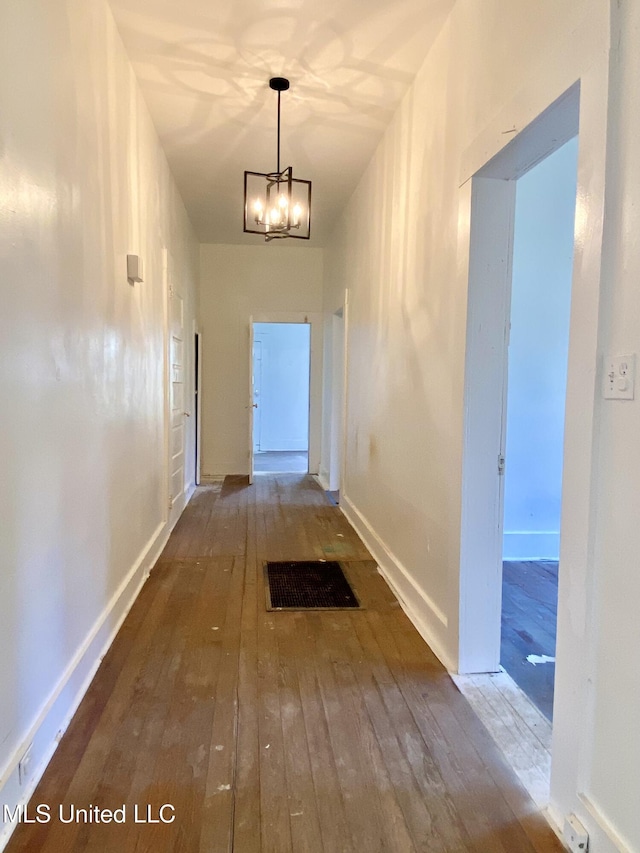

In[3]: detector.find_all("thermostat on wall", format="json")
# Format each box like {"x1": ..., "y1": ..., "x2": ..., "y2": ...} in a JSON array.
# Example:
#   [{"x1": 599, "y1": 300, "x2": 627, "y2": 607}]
[{"x1": 127, "y1": 254, "x2": 144, "y2": 283}]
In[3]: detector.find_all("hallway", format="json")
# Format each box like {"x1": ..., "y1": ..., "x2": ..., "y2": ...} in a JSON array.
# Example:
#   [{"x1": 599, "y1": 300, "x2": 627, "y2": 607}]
[{"x1": 6, "y1": 476, "x2": 562, "y2": 853}]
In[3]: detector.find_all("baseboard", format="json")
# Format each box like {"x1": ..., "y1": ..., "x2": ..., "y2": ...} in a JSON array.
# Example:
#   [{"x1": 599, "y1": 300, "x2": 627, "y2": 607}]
[
  {"x1": 579, "y1": 795, "x2": 634, "y2": 853},
  {"x1": 259, "y1": 441, "x2": 309, "y2": 451},
  {"x1": 0, "y1": 508, "x2": 181, "y2": 850},
  {"x1": 545, "y1": 795, "x2": 633, "y2": 853},
  {"x1": 503, "y1": 531, "x2": 559, "y2": 560},
  {"x1": 199, "y1": 474, "x2": 226, "y2": 485},
  {"x1": 542, "y1": 805, "x2": 565, "y2": 847},
  {"x1": 340, "y1": 494, "x2": 455, "y2": 673},
  {"x1": 316, "y1": 469, "x2": 330, "y2": 491}
]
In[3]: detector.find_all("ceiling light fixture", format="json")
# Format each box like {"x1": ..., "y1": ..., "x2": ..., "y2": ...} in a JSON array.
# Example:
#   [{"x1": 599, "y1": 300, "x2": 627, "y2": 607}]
[{"x1": 243, "y1": 77, "x2": 311, "y2": 242}]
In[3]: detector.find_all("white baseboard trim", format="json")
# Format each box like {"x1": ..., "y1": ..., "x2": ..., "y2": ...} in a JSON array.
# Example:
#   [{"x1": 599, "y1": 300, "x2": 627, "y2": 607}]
[
  {"x1": 503, "y1": 531, "x2": 559, "y2": 561},
  {"x1": 259, "y1": 441, "x2": 309, "y2": 451},
  {"x1": 0, "y1": 502, "x2": 186, "y2": 850},
  {"x1": 316, "y1": 470, "x2": 330, "y2": 491},
  {"x1": 579, "y1": 794, "x2": 634, "y2": 853},
  {"x1": 340, "y1": 493, "x2": 455, "y2": 673},
  {"x1": 545, "y1": 795, "x2": 632, "y2": 853}
]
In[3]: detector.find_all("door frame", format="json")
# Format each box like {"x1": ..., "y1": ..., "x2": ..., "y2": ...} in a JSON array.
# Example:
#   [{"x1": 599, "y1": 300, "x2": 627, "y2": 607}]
[
  {"x1": 457, "y1": 59, "x2": 613, "y2": 835},
  {"x1": 167, "y1": 259, "x2": 186, "y2": 529},
  {"x1": 163, "y1": 247, "x2": 170, "y2": 524},
  {"x1": 329, "y1": 307, "x2": 346, "y2": 493},
  {"x1": 249, "y1": 312, "x2": 322, "y2": 477},
  {"x1": 459, "y1": 175, "x2": 517, "y2": 674},
  {"x1": 248, "y1": 316, "x2": 255, "y2": 484},
  {"x1": 163, "y1": 247, "x2": 188, "y2": 528},
  {"x1": 251, "y1": 337, "x2": 263, "y2": 454},
  {"x1": 458, "y1": 80, "x2": 598, "y2": 676},
  {"x1": 194, "y1": 327, "x2": 202, "y2": 486}
]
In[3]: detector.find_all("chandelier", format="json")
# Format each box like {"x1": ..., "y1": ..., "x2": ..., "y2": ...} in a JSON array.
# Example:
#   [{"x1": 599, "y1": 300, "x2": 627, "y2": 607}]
[{"x1": 243, "y1": 77, "x2": 312, "y2": 241}]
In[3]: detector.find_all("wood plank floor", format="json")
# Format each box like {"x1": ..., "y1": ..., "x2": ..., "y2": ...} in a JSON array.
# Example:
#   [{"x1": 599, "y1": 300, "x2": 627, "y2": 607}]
[
  {"x1": 501, "y1": 561, "x2": 559, "y2": 720},
  {"x1": 452, "y1": 667, "x2": 552, "y2": 812},
  {"x1": 6, "y1": 475, "x2": 563, "y2": 853}
]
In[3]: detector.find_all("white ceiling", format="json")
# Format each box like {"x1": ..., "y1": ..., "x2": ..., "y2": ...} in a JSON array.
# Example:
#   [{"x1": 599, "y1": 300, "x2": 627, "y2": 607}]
[{"x1": 109, "y1": 0, "x2": 454, "y2": 246}]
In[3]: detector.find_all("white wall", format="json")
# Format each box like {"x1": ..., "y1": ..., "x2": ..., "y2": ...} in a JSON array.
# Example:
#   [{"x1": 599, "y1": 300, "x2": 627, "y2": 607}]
[
  {"x1": 503, "y1": 138, "x2": 578, "y2": 561},
  {"x1": 199, "y1": 243, "x2": 323, "y2": 476},
  {"x1": 253, "y1": 323, "x2": 310, "y2": 452},
  {"x1": 0, "y1": 0, "x2": 198, "y2": 840},
  {"x1": 323, "y1": 0, "x2": 640, "y2": 850},
  {"x1": 323, "y1": 0, "x2": 606, "y2": 671},
  {"x1": 581, "y1": 2, "x2": 640, "y2": 848}
]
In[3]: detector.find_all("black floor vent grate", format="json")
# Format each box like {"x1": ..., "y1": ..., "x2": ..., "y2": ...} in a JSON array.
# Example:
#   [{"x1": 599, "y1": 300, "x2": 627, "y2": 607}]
[{"x1": 265, "y1": 561, "x2": 361, "y2": 610}]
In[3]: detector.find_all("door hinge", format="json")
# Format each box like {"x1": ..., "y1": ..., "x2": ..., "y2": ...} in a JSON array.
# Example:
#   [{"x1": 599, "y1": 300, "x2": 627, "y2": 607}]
[{"x1": 498, "y1": 454, "x2": 506, "y2": 476}]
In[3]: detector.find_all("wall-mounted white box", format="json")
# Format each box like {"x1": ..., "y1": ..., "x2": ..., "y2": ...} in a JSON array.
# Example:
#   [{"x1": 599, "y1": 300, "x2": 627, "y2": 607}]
[
  {"x1": 127, "y1": 254, "x2": 144, "y2": 283},
  {"x1": 563, "y1": 813, "x2": 589, "y2": 852}
]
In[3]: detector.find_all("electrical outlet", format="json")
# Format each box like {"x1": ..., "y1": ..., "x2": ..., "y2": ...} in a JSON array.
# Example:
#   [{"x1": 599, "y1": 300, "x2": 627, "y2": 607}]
[
  {"x1": 18, "y1": 743, "x2": 33, "y2": 786},
  {"x1": 563, "y1": 814, "x2": 589, "y2": 852}
]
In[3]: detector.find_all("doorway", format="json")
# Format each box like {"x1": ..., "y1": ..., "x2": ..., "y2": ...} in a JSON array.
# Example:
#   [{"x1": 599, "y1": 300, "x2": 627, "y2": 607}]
[
  {"x1": 499, "y1": 138, "x2": 578, "y2": 721},
  {"x1": 251, "y1": 322, "x2": 311, "y2": 474},
  {"x1": 456, "y1": 85, "x2": 583, "y2": 809},
  {"x1": 459, "y1": 84, "x2": 580, "y2": 679}
]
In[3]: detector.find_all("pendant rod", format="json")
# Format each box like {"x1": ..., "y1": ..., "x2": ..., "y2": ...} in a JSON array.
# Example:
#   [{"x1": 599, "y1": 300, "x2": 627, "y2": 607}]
[
  {"x1": 269, "y1": 77, "x2": 289, "y2": 174},
  {"x1": 277, "y1": 89, "x2": 281, "y2": 174}
]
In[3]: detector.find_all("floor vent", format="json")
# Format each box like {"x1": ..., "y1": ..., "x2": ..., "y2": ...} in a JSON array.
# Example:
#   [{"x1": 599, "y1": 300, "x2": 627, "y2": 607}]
[{"x1": 265, "y1": 561, "x2": 361, "y2": 610}]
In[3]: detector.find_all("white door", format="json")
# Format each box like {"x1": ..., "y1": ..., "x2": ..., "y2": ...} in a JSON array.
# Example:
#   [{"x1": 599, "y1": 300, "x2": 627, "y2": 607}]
[
  {"x1": 248, "y1": 318, "x2": 255, "y2": 484},
  {"x1": 169, "y1": 282, "x2": 186, "y2": 524}
]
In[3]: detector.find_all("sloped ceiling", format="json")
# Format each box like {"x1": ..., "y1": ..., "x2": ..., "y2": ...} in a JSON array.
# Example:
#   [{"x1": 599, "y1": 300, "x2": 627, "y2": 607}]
[{"x1": 109, "y1": 0, "x2": 454, "y2": 245}]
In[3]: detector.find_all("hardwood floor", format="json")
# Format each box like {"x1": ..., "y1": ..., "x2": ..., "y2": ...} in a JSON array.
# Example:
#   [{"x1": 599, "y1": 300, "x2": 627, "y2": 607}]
[
  {"x1": 501, "y1": 561, "x2": 559, "y2": 720},
  {"x1": 452, "y1": 670, "x2": 552, "y2": 811},
  {"x1": 6, "y1": 475, "x2": 563, "y2": 852}
]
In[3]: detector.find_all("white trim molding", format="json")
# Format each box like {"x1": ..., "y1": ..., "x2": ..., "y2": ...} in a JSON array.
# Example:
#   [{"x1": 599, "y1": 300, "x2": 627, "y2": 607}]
[
  {"x1": 340, "y1": 493, "x2": 455, "y2": 673},
  {"x1": 503, "y1": 532, "x2": 560, "y2": 561}
]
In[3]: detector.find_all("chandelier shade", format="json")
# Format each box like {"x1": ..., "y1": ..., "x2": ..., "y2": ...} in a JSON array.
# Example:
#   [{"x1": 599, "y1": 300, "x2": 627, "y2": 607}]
[{"x1": 243, "y1": 78, "x2": 312, "y2": 241}]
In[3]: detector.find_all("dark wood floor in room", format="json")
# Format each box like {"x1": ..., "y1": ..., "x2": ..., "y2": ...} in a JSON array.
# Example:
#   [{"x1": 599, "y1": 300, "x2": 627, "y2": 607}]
[
  {"x1": 7, "y1": 475, "x2": 563, "y2": 853},
  {"x1": 501, "y1": 561, "x2": 559, "y2": 721}
]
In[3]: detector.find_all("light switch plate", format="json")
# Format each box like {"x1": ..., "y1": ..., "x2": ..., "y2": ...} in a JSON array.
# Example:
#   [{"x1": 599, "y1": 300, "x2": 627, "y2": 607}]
[{"x1": 603, "y1": 354, "x2": 635, "y2": 400}]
